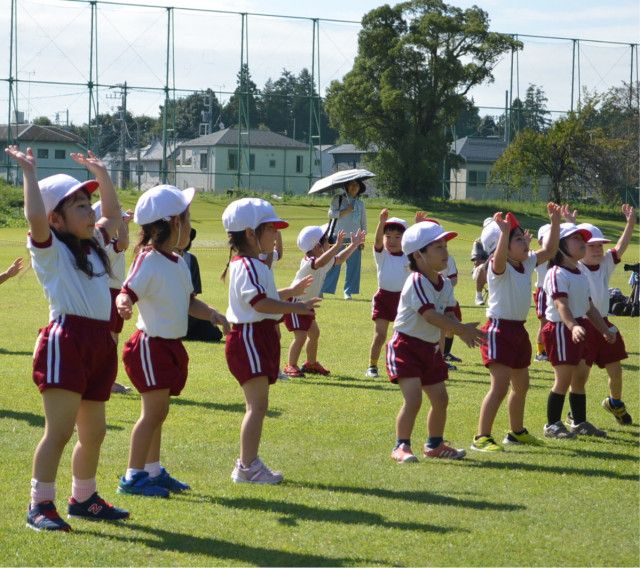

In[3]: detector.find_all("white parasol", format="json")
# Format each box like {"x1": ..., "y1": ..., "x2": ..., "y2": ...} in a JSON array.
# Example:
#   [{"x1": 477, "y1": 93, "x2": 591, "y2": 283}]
[{"x1": 308, "y1": 168, "x2": 375, "y2": 195}]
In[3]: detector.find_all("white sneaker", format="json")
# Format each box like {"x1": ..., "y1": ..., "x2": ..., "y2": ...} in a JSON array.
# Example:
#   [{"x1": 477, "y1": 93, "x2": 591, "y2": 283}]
[
  {"x1": 474, "y1": 292, "x2": 484, "y2": 306},
  {"x1": 365, "y1": 366, "x2": 379, "y2": 378},
  {"x1": 231, "y1": 458, "x2": 283, "y2": 484},
  {"x1": 543, "y1": 421, "x2": 576, "y2": 439},
  {"x1": 344, "y1": 293, "x2": 352, "y2": 301}
]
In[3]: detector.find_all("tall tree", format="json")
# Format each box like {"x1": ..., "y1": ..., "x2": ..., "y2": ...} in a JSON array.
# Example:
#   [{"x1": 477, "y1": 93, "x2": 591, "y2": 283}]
[
  {"x1": 223, "y1": 65, "x2": 260, "y2": 129},
  {"x1": 324, "y1": 0, "x2": 520, "y2": 199},
  {"x1": 156, "y1": 89, "x2": 222, "y2": 141}
]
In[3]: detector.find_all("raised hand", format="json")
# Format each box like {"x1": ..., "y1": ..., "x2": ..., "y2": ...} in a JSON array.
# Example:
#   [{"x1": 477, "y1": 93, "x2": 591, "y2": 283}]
[
  {"x1": 379, "y1": 208, "x2": 389, "y2": 222},
  {"x1": 335, "y1": 229, "x2": 346, "y2": 247},
  {"x1": 4, "y1": 145, "x2": 36, "y2": 173},
  {"x1": 5, "y1": 257, "x2": 23, "y2": 278},
  {"x1": 493, "y1": 212, "x2": 510, "y2": 234},
  {"x1": 547, "y1": 202, "x2": 561, "y2": 224},
  {"x1": 70, "y1": 150, "x2": 107, "y2": 177},
  {"x1": 415, "y1": 211, "x2": 429, "y2": 223},
  {"x1": 561, "y1": 204, "x2": 578, "y2": 224},
  {"x1": 622, "y1": 203, "x2": 635, "y2": 224},
  {"x1": 350, "y1": 228, "x2": 366, "y2": 247},
  {"x1": 523, "y1": 229, "x2": 533, "y2": 246}
]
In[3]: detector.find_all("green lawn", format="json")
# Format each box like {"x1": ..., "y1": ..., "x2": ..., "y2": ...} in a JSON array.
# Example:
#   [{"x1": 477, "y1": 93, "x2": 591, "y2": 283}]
[{"x1": 0, "y1": 195, "x2": 638, "y2": 566}]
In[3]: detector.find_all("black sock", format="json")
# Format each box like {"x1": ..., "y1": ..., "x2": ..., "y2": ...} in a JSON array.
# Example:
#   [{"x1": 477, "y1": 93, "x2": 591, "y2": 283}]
[
  {"x1": 395, "y1": 438, "x2": 410, "y2": 448},
  {"x1": 569, "y1": 392, "x2": 587, "y2": 424},
  {"x1": 547, "y1": 392, "x2": 565, "y2": 424},
  {"x1": 444, "y1": 337, "x2": 453, "y2": 355}
]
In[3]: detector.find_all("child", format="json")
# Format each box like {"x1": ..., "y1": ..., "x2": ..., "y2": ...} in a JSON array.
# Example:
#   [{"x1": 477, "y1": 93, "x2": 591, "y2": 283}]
[
  {"x1": 576, "y1": 205, "x2": 635, "y2": 425},
  {"x1": 387, "y1": 221, "x2": 483, "y2": 462},
  {"x1": 93, "y1": 200, "x2": 133, "y2": 393},
  {"x1": 542, "y1": 223, "x2": 616, "y2": 439},
  {"x1": 6, "y1": 145, "x2": 129, "y2": 531},
  {"x1": 116, "y1": 185, "x2": 229, "y2": 498},
  {"x1": 366, "y1": 209, "x2": 409, "y2": 378},
  {"x1": 284, "y1": 225, "x2": 366, "y2": 378},
  {"x1": 0, "y1": 257, "x2": 23, "y2": 284},
  {"x1": 471, "y1": 204, "x2": 560, "y2": 453},
  {"x1": 222, "y1": 197, "x2": 320, "y2": 484},
  {"x1": 533, "y1": 223, "x2": 551, "y2": 362}
]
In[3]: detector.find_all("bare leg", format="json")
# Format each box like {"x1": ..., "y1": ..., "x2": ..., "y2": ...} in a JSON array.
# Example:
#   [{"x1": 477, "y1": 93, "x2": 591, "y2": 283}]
[
  {"x1": 423, "y1": 381, "x2": 448, "y2": 438},
  {"x1": 127, "y1": 389, "x2": 170, "y2": 469},
  {"x1": 369, "y1": 319, "x2": 389, "y2": 366},
  {"x1": 396, "y1": 378, "x2": 422, "y2": 440},
  {"x1": 507, "y1": 367, "x2": 530, "y2": 432},
  {"x1": 305, "y1": 320, "x2": 320, "y2": 363},
  {"x1": 605, "y1": 361, "x2": 623, "y2": 400},
  {"x1": 72, "y1": 400, "x2": 106, "y2": 480},
  {"x1": 240, "y1": 376, "x2": 269, "y2": 467},
  {"x1": 477, "y1": 364, "x2": 510, "y2": 436},
  {"x1": 287, "y1": 330, "x2": 307, "y2": 367},
  {"x1": 569, "y1": 360, "x2": 590, "y2": 395}
]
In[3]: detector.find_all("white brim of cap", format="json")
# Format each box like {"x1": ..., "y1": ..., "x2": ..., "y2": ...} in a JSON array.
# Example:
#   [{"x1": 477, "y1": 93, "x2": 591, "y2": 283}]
[{"x1": 587, "y1": 237, "x2": 611, "y2": 243}]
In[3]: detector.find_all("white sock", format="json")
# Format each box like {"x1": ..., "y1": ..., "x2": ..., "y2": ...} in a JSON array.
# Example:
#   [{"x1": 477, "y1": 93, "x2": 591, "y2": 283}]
[
  {"x1": 144, "y1": 461, "x2": 162, "y2": 478},
  {"x1": 125, "y1": 468, "x2": 145, "y2": 481},
  {"x1": 31, "y1": 479, "x2": 55, "y2": 507},
  {"x1": 71, "y1": 477, "x2": 96, "y2": 503}
]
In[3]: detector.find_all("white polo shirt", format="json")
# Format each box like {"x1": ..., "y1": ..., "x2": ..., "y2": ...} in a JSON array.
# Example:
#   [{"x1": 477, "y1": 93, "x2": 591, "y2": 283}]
[
  {"x1": 374, "y1": 246, "x2": 409, "y2": 292},
  {"x1": 123, "y1": 247, "x2": 193, "y2": 338},
  {"x1": 291, "y1": 256, "x2": 336, "y2": 302},
  {"x1": 226, "y1": 255, "x2": 280, "y2": 324},
  {"x1": 534, "y1": 262, "x2": 548, "y2": 289},
  {"x1": 544, "y1": 265, "x2": 591, "y2": 322},
  {"x1": 393, "y1": 272, "x2": 457, "y2": 343},
  {"x1": 486, "y1": 252, "x2": 538, "y2": 321},
  {"x1": 579, "y1": 249, "x2": 620, "y2": 317},
  {"x1": 28, "y1": 227, "x2": 112, "y2": 322},
  {"x1": 440, "y1": 255, "x2": 458, "y2": 280},
  {"x1": 105, "y1": 238, "x2": 127, "y2": 289}
]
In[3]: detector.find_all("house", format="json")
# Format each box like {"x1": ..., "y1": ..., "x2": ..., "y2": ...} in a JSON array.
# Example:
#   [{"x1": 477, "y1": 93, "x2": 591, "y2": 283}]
[
  {"x1": 0, "y1": 124, "x2": 88, "y2": 183},
  {"x1": 174, "y1": 127, "x2": 320, "y2": 194},
  {"x1": 327, "y1": 143, "x2": 375, "y2": 170},
  {"x1": 125, "y1": 139, "x2": 181, "y2": 190},
  {"x1": 449, "y1": 136, "x2": 550, "y2": 200},
  {"x1": 314, "y1": 144, "x2": 337, "y2": 178}
]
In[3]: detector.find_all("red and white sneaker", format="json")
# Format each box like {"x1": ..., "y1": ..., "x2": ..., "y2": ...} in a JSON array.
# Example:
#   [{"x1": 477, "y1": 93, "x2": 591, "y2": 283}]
[
  {"x1": 283, "y1": 364, "x2": 305, "y2": 378},
  {"x1": 423, "y1": 442, "x2": 466, "y2": 460},
  {"x1": 301, "y1": 361, "x2": 330, "y2": 376},
  {"x1": 391, "y1": 443, "x2": 419, "y2": 463}
]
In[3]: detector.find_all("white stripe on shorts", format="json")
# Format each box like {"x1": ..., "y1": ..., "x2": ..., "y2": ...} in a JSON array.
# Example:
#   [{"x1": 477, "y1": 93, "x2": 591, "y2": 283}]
[
  {"x1": 242, "y1": 323, "x2": 261, "y2": 375},
  {"x1": 386, "y1": 332, "x2": 398, "y2": 376},
  {"x1": 140, "y1": 333, "x2": 157, "y2": 387},
  {"x1": 46, "y1": 316, "x2": 64, "y2": 384},
  {"x1": 555, "y1": 322, "x2": 566, "y2": 362}
]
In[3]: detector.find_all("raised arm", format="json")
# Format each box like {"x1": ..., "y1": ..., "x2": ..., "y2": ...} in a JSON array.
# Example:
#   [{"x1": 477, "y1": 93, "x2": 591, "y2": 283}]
[
  {"x1": 5, "y1": 146, "x2": 50, "y2": 243},
  {"x1": 613, "y1": 204, "x2": 635, "y2": 258},
  {"x1": 535, "y1": 202, "x2": 561, "y2": 265},
  {"x1": 115, "y1": 210, "x2": 133, "y2": 252},
  {"x1": 315, "y1": 230, "x2": 345, "y2": 269},
  {"x1": 490, "y1": 212, "x2": 510, "y2": 275},
  {"x1": 374, "y1": 209, "x2": 388, "y2": 250}
]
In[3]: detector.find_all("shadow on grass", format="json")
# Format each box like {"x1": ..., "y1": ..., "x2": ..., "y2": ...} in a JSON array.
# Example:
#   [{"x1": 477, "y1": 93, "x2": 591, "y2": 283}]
[
  {"x1": 82, "y1": 523, "x2": 380, "y2": 567},
  {"x1": 0, "y1": 347, "x2": 33, "y2": 356},
  {"x1": 0, "y1": 409, "x2": 123, "y2": 431},
  {"x1": 447, "y1": 376, "x2": 548, "y2": 390},
  {"x1": 288, "y1": 481, "x2": 525, "y2": 511},
  {"x1": 205, "y1": 495, "x2": 462, "y2": 534},
  {"x1": 172, "y1": 398, "x2": 282, "y2": 418},
  {"x1": 295, "y1": 379, "x2": 396, "y2": 392},
  {"x1": 551, "y1": 445, "x2": 640, "y2": 462}
]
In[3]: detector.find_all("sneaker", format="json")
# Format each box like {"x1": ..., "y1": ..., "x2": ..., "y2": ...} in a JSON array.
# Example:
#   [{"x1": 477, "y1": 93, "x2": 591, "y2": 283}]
[
  {"x1": 68, "y1": 492, "x2": 129, "y2": 521},
  {"x1": 474, "y1": 292, "x2": 485, "y2": 306},
  {"x1": 277, "y1": 370, "x2": 290, "y2": 381},
  {"x1": 231, "y1": 458, "x2": 283, "y2": 484},
  {"x1": 543, "y1": 420, "x2": 576, "y2": 439},
  {"x1": 301, "y1": 361, "x2": 330, "y2": 376},
  {"x1": 26, "y1": 501, "x2": 71, "y2": 532},
  {"x1": 111, "y1": 382, "x2": 131, "y2": 394},
  {"x1": 446, "y1": 362, "x2": 457, "y2": 371},
  {"x1": 470, "y1": 435, "x2": 503, "y2": 452},
  {"x1": 424, "y1": 442, "x2": 466, "y2": 459},
  {"x1": 534, "y1": 353, "x2": 549, "y2": 362},
  {"x1": 565, "y1": 414, "x2": 607, "y2": 437},
  {"x1": 150, "y1": 467, "x2": 190, "y2": 492},
  {"x1": 444, "y1": 353, "x2": 462, "y2": 363},
  {"x1": 117, "y1": 471, "x2": 170, "y2": 498},
  {"x1": 365, "y1": 366, "x2": 379, "y2": 379},
  {"x1": 391, "y1": 443, "x2": 419, "y2": 463},
  {"x1": 503, "y1": 429, "x2": 545, "y2": 446},
  {"x1": 602, "y1": 398, "x2": 633, "y2": 425},
  {"x1": 344, "y1": 293, "x2": 352, "y2": 301},
  {"x1": 283, "y1": 364, "x2": 304, "y2": 378}
]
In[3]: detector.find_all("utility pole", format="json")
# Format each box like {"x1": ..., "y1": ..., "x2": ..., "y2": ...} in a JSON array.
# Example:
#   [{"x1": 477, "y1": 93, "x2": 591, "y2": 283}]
[{"x1": 106, "y1": 82, "x2": 128, "y2": 188}]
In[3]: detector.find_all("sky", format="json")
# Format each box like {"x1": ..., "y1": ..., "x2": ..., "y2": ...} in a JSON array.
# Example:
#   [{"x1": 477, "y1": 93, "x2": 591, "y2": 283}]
[{"x1": 1, "y1": 0, "x2": 638, "y2": 126}]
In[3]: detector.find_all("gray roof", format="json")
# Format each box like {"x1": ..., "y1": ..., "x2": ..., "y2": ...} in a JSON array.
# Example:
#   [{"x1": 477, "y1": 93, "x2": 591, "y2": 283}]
[
  {"x1": 183, "y1": 127, "x2": 308, "y2": 149},
  {"x1": 0, "y1": 123, "x2": 85, "y2": 145},
  {"x1": 328, "y1": 143, "x2": 371, "y2": 155},
  {"x1": 126, "y1": 139, "x2": 183, "y2": 161},
  {"x1": 450, "y1": 136, "x2": 507, "y2": 163}
]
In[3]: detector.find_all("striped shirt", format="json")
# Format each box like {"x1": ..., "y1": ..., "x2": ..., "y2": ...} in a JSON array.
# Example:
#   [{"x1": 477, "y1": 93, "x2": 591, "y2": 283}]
[
  {"x1": 226, "y1": 255, "x2": 280, "y2": 324},
  {"x1": 543, "y1": 265, "x2": 591, "y2": 322}
]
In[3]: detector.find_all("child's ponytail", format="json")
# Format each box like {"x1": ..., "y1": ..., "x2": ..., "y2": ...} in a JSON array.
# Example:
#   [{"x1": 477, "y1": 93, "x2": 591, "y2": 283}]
[{"x1": 220, "y1": 230, "x2": 249, "y2": 281}]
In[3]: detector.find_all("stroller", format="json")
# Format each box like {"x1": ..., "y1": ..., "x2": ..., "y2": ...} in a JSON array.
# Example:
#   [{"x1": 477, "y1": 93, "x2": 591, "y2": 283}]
[{"x1": 610, "y1": 263, "x2": 640, "y2": 317}]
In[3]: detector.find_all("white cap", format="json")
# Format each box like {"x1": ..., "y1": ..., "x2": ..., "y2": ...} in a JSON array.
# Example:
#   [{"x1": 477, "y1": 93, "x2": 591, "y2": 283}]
[
  {"x1": 92, "y1": 200, "x2": 126, "y2": 219},
  {"x1": 222, "y1": 197, "x2": 288, "y2": 232},
  {"x1": 297, "y1": 226, "x2": 325, "y2": 253},
  {"x1": 480, "y1": 213, "x2": 521, "y2": 255},
  {"x1": 537, "y1": 223, "x2": 551, "y2": 243},
  {"x1": 577, "y1": 222, "x2": 611, "y2": 243},
  {"x1": 39, "y1": 174, "x2": 99, "y2": 215},
  {"x1": 482, "y1": 217, "x2": 494, "y2": 228},
  {"x1": 134, "y1": 184, "x2": 195, "y2": 225},
  {"x1": 559, "y1": 222, "x2": 592, "y2": 241},
  {"x1": 401, "y1": 221, "x2": 457, "y2": 255},
  {"x1": 384, "y1": 217, "x2": 408, "y2": 231}
]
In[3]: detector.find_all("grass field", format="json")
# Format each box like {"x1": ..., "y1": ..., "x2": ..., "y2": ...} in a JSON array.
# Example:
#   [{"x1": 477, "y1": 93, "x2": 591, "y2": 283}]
[{"x1": 0, "y1": 194, "x2": 638, "y2": 566}]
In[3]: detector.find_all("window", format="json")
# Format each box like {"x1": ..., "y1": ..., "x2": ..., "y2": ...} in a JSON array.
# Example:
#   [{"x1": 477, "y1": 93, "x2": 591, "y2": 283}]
[
  {"x1": 54, "y1": 149, "x2": 66, "y2": 159},
  {"x1": 228, "y1": 150, "x2": 237, "y2": 170},
  {"x1": 269, "y1": 159, "x2": 276, "y2": 168},
  {"x1": 37, "y1": 148, "x2": 49, "y2": 159},
  {"x1": 249, "y1": 154, "x2": 255, "y2": 171},
  {"x1": 199, "y1": 152, "x2": 208, "y2": 170},
  {"x1": 296, "y1": 155, "x2": 303, "y2": 173},
  {"x1": 468, "y1": 170, "x2": 487, "y2": 187},
  {"x1": 181, "y1": 149, "x2": 192, "y2": 166}
]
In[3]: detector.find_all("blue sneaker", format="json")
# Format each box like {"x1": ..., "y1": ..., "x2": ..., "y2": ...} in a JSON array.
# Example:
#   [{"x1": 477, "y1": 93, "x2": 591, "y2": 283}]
[
  {"x1": 151, "y1": 467, "x2": 190, "y2": 492},
  {"x1": 68, "y1": 492, "x2": 129, "y2": 521},
  {"x1": 117, "y1": 471, "x2": 169, "y2": 498},
  {"x1": 26, "y1": 501, "x2": 71, "y2": 532}
]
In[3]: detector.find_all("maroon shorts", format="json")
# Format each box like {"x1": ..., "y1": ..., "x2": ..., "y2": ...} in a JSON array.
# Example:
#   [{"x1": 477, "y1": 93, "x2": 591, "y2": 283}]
[
  {"x1": 371, "y1": 289, "x2": 401, "y2": 322},
  {"x1": 33, "y1": 315, "x2": 117, "y2": 401},
  {"x1": 386, "y1": 331, "x2": 448, "y2": 386},
  {"x1": 109, "y1": 287, "x2": 124, "y2": 334},
  {"x1": 225, "y1": 320, "x2": 280, "y2": 385},
  {"x1": 533, "y1": 287, "x2": 547, "y2": 320},
  {"x1": 283, "y1": 311, "x2": 315, "y2": 332},
  {"x1": 542, "y1": 317, "x2": 588, "y2": 367},
  {"x1": 481, "y1": 318, "x2": 531, "y2": 369},
  {"x1": 584, "y1": 317, "x2": 628, "y2": 368},
  {"x1": 122, "y1": 329, "x2": 189, "y2": 396}
]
